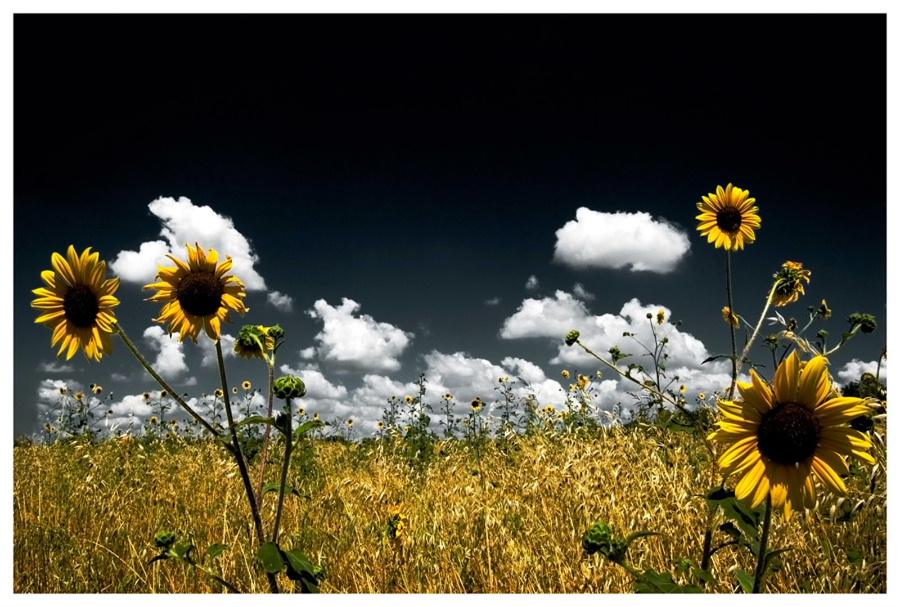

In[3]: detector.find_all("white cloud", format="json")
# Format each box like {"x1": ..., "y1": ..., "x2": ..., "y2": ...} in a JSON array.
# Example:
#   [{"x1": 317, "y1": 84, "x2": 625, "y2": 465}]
[
  {"x1": 200, "y1": 333, "x2": 236, "y2": 368},
  {"x1": 553, "y1": 208, "x2": 690, "y2": 273},
  {"x1": 572, "y1": 283, "x2": 595, "y2": 301},
  {"x1": 306, "y1": 298, "x2": 413, "y2": 373},
  {"x1": 267, "y1": 291, "x2": 294, "y2": 312},
  {"x1": 299, "y1": 347, "x2": 317, "y2": 360},
  {"x1": 499, "y1": 290, "x2": 591, "y2": 340},
  {"x1": 525, "y1": 275, "x2": 540, "y2": 290},
  {"x1": 837, "y1": 359, "x2": 888, "y2": 385},
  {"x1": 143, "y1": 326, "x2": 188, "y2": 378},
  {"x1": 37, "y1": 361, "x2": 75, "y2": 373},
  {"x1": 110, "y1": 196, "x2": 267, "y2": 290},
  {"x1": 485, "y1": 297, "x2": 501, "y2": 306}
]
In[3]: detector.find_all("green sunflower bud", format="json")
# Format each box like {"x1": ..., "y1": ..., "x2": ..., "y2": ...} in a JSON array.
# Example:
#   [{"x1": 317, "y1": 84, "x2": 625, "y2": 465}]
[
  {"x1": 154, "y1": 530, "x2": 177, "y2": 550},
  {"x1": 273, "y1": 375, "x2": 307, "y2": 400},
  {"x1": 234, "y1": 325, "x2": 272, "y2": 360},
  {"x1": 565, "y1": 330, "x2": 580, "y2": 346},
  {"x1": 266, "y1": 324, "x2": 285, "y2": 340},
  {"x1": 847, "y1": 313, "x2": 877, "y2": 334},
  {"x1": 582, "y1": 522, "x2": 627, "y2": 562}
]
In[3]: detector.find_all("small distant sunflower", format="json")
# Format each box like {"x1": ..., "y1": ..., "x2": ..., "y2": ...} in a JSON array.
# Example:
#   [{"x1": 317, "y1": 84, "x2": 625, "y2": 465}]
[
  {"x1": 818, "y1": 300, "x2": 832, "y2": 320},
  {"x1": 232, "y1": 387, "x2": 238, "y2": 394},
  {"x1": 74, "y1": 392, "x2": 85, "y2": 402},
  {"x1": 680, "y1": 385, "x2": 688, "y2": 394},
  {"x1": 561, "y1": 370, "x2": 570, "y2": 379},
  {"x1": 143, "y1": 392, "x2": 151, "y2": 401},
  {"x1": 242, "y1": 381, "x2": 252, "y2": 390},
  {"x1": 656, "y1": 310, "x2": 666, "y2": 325},
  {"x1": 577, "y1": 374, "x2": 590, "y2": 389},
  {"x1": 710, "y1": 351, "x2": 875, "y2": 519},
  {"x1": 143, "y1": 243, "x2": 248, "y2": 343},
  {"x1": 696, "y1": 183, "x2": 761, "y2": 251},
  {"x1": 722, "y1": 306, "x2": 740, "y2": 328},
  {"x1": 298, "y1": 408, "x2": 306, "y2": 416},
  {"x1": 313, "y1": 413, "x2": 320, "y2": 421},
  {"x1": 404, "y1": 395, "x2": 414, "y2": 404},
  {"x1": 444, "y1": 393, "x2": 453, "y2": 401},
  {"x1": 92, "y1": 385, "x2": 103, "y2": 395},
  {"x1": 771, "y1": 261, "x2": 811, "y2": 307},
  {"x1": 32, "y1": 246, "x2": 120, "y2": 362},
  {"x1": 214, "y1": 389, "x2": 224, "y2": 398},
  {"x1": 698, "y1": 393, "x2": 707, "y2": 400},
  {"x1": 377, "y1": 421, "x2": 386, "y2": 430},
  {"x1": 347, "y1": 419, "x2": 354, "y2": 427},
  {"x1": 544, "y1": 405, "x2": 556, "y2": 415},
  {"x1": 471, "y1": 397, "x2": 484, "y2": 412}
]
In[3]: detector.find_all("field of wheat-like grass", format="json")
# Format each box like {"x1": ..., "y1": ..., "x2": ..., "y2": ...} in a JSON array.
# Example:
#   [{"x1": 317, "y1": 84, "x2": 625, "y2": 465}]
[{"x1": 13, "y1": 423, "x2": 886, "y2": 594}]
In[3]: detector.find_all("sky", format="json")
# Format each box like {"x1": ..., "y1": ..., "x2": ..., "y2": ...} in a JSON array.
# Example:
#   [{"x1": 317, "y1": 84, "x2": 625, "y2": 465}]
[{"x1": 11, "y1": 11, "x2": 889, "y2": 440}]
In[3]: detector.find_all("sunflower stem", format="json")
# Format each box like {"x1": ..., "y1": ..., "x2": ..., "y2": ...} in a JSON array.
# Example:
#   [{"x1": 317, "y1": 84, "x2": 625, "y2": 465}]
[
  {"x1": 215, "y1": 340, "x2": 279, "y2": 594},
  {"x1": 255, "y1": 359, "x2": 277, "y2": 509},
  {"x1": 271, "y1": 396, "x2": 292, "y2": 545},
  {"x1": 733, "y1": 283, "x2": 778, "y2": 383},
  {"x1": 752, "y1": 494, "x2": 773, "y2": 594},
  {"x1": 725, "y1": 251, "x2": 738, "y2": 400},
  {"x1": 113, "y1": 323, "x2": 221, "y2": 438}
]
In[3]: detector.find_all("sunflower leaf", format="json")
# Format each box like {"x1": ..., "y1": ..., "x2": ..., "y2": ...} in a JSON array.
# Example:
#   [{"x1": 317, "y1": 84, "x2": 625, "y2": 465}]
[
  {"x1": 635, "y1": 568, "x2": 703, "y2": 594},
  {"x1": 721, "y1": 497, "x2": 761, "y2": 540},
  {"x1": 734, "y1": 568, "x2": 755, "y2": 594},
  {"x1": 257, "y1": 542, "x2": 285, "y2": 574},
  {"x1": 705, "y1": 486, "x2": 734, "y2": 513},
  {"x1": 206, "y1": 543, "x2": 228, "y2": 558}
]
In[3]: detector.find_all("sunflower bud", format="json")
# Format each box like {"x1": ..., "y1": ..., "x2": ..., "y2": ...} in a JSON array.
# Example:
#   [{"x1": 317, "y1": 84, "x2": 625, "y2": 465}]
[
  {"x1": 265, "y1": 324, "x2": 285, "y2": 340},
  {"x1": 565, "y1": 330, "x2": 580, "y2": 346},
  {"x1": 272, "y1": 375, "x2": 306, "y2": 400},
  {"x1": 847, "y1": 313, "x2": 877, "y2": 335},
  {"x1": 234, "y1": 325, "x2": 273, "y2": 360},
  {"x1": 582, "y1": 522, "x2": 628, "y2": 562}
]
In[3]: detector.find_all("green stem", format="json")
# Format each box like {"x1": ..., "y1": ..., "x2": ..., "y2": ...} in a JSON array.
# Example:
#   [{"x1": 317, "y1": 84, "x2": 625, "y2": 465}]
[
  {"x1": 255, "y1": 361, "x2": 277, "y2": 507},
  {"x1": 725, "y1": 250, "x2": 738, "y2": 400},
  {"x1": 271, "y1": 397, "x2": 293, "y2": 544},
  {"x1": 733, "y1": 283, "x2": 778, "y2": 383},
  {"x1": 113, "y1": 323, "x2": 220, "y2": 438},
  {"x1": 752, "y1": 494, "x2": 773, "y2": 594},
  {"x1": 215, "y1": 341, "x2": 279, "y2": 594}
]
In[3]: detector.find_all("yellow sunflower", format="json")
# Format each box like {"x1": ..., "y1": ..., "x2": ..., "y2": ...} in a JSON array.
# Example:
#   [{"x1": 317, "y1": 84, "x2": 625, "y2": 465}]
[
  {"x1": 722, "y1": 306, "x2": 740, "y2": 328},
  {"x1": 710, "y1": 351, "x2": 874, "y2": 519},
  {"x1": 696, "y1": 183, "x2": 761, "y2": 251},
  {"x1": 32, "y1": 246, "x2": 120, "y2": 362},
  {"x1": 770, "y1": 261, "x2": 811, "y2": 307},
  {"x1": 143, "y1": 243, "x2": 248, "y2": 342}
]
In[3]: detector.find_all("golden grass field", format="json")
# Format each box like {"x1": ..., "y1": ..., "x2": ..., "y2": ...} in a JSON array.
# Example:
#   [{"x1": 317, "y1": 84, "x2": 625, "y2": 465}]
[{"x1": 13, "y1": 424, "x2": 886, "y2": 593}]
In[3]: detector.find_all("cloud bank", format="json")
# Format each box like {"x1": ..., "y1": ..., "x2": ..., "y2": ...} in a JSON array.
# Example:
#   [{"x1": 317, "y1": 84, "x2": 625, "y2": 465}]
[{"x1": 553, "y1": 208, "x2": 690, "y2": 273}]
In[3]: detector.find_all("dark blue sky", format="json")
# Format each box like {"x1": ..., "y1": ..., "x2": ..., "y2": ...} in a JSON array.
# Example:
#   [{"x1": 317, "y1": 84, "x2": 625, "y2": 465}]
[{"x1": 13, "y1": 14, "x2": 887, "y2": 438}]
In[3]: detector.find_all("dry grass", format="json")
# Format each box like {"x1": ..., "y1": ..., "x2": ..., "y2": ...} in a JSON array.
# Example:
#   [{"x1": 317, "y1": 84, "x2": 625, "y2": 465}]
[{"x1": 13, "y1": 424, "x2": 886, "y2": 593}]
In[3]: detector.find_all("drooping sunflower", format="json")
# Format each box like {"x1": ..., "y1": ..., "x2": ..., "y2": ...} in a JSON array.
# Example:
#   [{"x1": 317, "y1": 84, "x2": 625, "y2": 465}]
[
  {"x1": 144, "y1": 243, "x2": 248, "y2": 343},
  {"x1": 722, "y1": 306, "x2": 740, "y2": 328},
  {"x1": 710, "y1": 351, "x2": 875, "y2": 519},
  {"x1": 32, "y1": 246, "x2": 120, "y2": 362},
  {"x1": 770, "y1": 261, "x2": 812, "y2": 307},
  {"x1": 696, "y1": 183, "x2": 761, "y2": 251}
]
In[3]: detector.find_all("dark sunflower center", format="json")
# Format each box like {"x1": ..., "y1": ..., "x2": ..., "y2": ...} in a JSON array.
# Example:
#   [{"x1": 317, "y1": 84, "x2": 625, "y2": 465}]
[
  {"x1": 176, "y1": 271, "x2": 224, "y2": 317},
  {"x1": 757, "y1": 402, "x2": 821, "y2": 465},
  {"x1": 716, "y1": 207, "x2": 743, "y2": 233},
  {"x1": 63, "y1": 284, "x2": 100, "y2": 328}
]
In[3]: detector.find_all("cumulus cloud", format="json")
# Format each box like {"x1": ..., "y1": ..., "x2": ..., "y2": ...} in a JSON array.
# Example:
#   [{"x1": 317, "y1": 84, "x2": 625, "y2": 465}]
[
  {"x1": 499, "y1": 290, "x2": 592, "y2": 340},
  {"x1": 837, "y1": 359, "x2": 888, "y2": 385},
  {"x1": 200, "y1": 333, "x2": 236, "y2": 368},
  {"x1": 572, "y1": 283, "x2": 595, "y2": 301},
  {"x1": 553, "y1": 208, "x2": 690, "y2": 273},
  {"x1": 525, "y1": 275, "x2": 540, "y2": 290},
  {"x1": 37, "y1": 361, "x2": 75, "y2": 373},
  {"x1": 143, "y1": 326, "x2": 188, "y2": 378},
  {"x1": 306, "y1": 298, "x2": 413, "y2": 373},
  {"x1": 110, "y1": 196, "x2": 267, "y2": 290},
  {"x1": 267, "y1": 291, "x2": 294, "y2": 312},
  {"x1": 485, "y1": 297, "x2": 501, "y2": 306}
]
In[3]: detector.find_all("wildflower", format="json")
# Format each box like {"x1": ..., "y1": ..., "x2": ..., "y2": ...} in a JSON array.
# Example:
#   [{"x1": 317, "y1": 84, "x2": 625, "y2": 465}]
[
  {"x1": 405, "y1": 395, "x2": 414, "y2": 404},
  {"x1": 213, "y1": 389, "x2": 223, "y2": 398},
  {"x1": 160, "y1": 390, "x2": 168, "y2": 399},
  {"x1": 347, "y1": 419, "x2": 354, "y2": 427},
  {"x1": 388, "y1": 505, "x2": 408, "y2": 540},
  {"x1": 232, "y1": 387, "x2": 238, "y2": 394},
  {"x1": 170, "y1": 420, "x2": 178, "y2": 428},
  {"x1": 471, "y1": 397, "x2": 484, "y2": 412},
  {"x1": 313, "y1": 413, "x2": 319, "y2": 421},
  {"x1": 695, "y1": 183, "x2": 761, "y2": 251},
  {"x1": 74, "y1": 392, "x2": 84, "y2": 402},
  {"x1": 143, "y1": 392, "x2": 151, "y2": 401},
  {"x1": 58, "y1": 386, "x2": 69, "y2": 396},
  {"x1": 680, "y1": 385, "x2": 687, "y2": 393},
  {"x1": 544, "y1": 405, "x2": 556, "y2": 415},
  {"x1": 698, "y1": 393, "x2": 706, "y2": 400},
  {"x1": 656, "y1": 309, "x2": 666, "y2": 325},
  {"x1": 234, "y1": 325, "x2": 274, "y2": 360},
  {"x1": 444, "y1": 393, "x2": 453, "y2": 401},
  {"x1": 298, "y1": 408, "x2": 306, "y2": 416},
  {"x1": 92, "y1": 385, "x2": 103, "y2": 395},
  {"x1": 818, "y1": 300, "x2": 832, "y2": 320},
  {"x1": 561, "y1": 370, "x2": 570, "y2": 379},
  {"x1": 499, "y1": 376, "x2": 509, "y2": 383},
  {"x1": 771, "y1": 261, "x2": 811, "y2": 307},
  {"x1": 377, "y1": 421, "x2": 386, "y2": 430},
  {"x1": 722, "y1": 306, "x2": 740, "y2": 328},
  {"x1": 709, "y1": 351, "x2": 875, "y2": 520},
  {"x1": 143, "y1": 243, "x2": 248, "y2": 343},
  {"x1": 242, "y1": 381, "x2": 252, "y2": 390},
  {"x1": 577, "y1": 374, "x2": 590, "y2": 389},
  {"x1": 149, "y1": 416, "x2": 159, "y2": 426},
  {"x1": 32, "y1": 246, "x2": 121, "y2": 362}
]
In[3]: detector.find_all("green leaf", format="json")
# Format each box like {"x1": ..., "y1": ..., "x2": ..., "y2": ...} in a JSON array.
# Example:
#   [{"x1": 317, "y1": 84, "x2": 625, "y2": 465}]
[
  {"x1": 705, "y1": 486, "x2": 734, "y2": 512},
  {"x1": 672, "y1": 557, "x2": 692, "y2": 575},
  {"x1": 718, "y1": 522, "x2": 741, "y2": 539},
  {"x1": 734, "y1": 568, "x2": 755, "y2": 594},
  {"x1": 846, "y1": 548, "x2": 864, "y2": 565},
  {"x1": 701, "y1": 354, "x2": 735, "y2": 365},
  {"x1": 721, "y1": 497, "x2": 761, "y2": 540},
  {"x1": 171, "y1": 542, "x2": 194, "y2": 561},
  {"x1": 283, "y1": 548, "x2": 315, "y2": 576},
  {"x1": 635, "y1": 568, "x2": 703, "y2": 593},
  {"x1": 233, "y1": 415, "x2": 288, "y2": 436},
  {"x1": 691, "y1": 567, "x2": 717, "y2": 585},
  {"x1": 293, "y1": 419, "x2": 326, "y2": 440},
  {"x1": 623, "y1": 530, "x2": 662, "y2": 549},
  {"x1": 257, "y1": 542, "x2": 285, "y2": 574},
  {"x1": 262, "y1": 482, "x2": 302, "y2": 497},
  {"x1": 206, "y1": 543, "x2": 228, "y2": 558}
]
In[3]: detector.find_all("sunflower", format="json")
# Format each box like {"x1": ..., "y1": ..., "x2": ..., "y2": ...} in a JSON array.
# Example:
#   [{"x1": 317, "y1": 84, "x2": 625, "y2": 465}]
[
  {"x1": 709, "y1": 351, "x2": 874, "y2": 519},
  {"x1": 770, "y1": 261, "x2": 811, "y2": 307},
  {"x1": 471, "y1": 397, "x2": 484, "y2": 412},
  {"x1": 722, "y1": 306, "x2": 740, "y2": 328},
  {"x1": 32, "y1": 246, "x2": 120, "y2": 362},
  {"x1": 143, "y1": 243, "x2": 248, "y2": 343},
  {"x1": 695, "y1": 183, "x2": 761, "y2": 251},
  {"x1": 242, "y1": 381, "x2": 252, "y2": 390},
  {"x1": 234, "y1": 325, "x2": 274, "y2": 360}
]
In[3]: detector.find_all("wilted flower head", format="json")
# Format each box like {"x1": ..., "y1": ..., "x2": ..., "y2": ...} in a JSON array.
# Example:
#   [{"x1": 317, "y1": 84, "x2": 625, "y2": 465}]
[
  {"x1": 656, "y1": 309, "x2": 666, "y2": 325},
  {"x1": 234, "y1": 325, "x2": 274, "y2": 360},
  {"x1": 818, "y1": 300, "x2": 832, "y2": 320},
  {"x1": 771, "y1": 261, "x2": 811, "y2": 307},
  {"x1": 722, "y1": 306, "x2": 740, "y2": 328}
]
